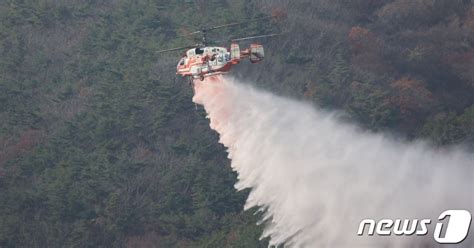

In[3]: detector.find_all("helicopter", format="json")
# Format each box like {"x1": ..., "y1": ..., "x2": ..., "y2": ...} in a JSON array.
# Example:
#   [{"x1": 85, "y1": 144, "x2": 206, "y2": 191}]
[{"x1": 157, "y1": 14, "x2": 283, "y2": 82}]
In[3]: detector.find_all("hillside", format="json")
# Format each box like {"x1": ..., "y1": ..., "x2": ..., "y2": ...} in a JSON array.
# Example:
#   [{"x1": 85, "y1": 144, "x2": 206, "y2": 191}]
[{"x1": 0, "y1": 0, "x2": 473, "y2": 247}]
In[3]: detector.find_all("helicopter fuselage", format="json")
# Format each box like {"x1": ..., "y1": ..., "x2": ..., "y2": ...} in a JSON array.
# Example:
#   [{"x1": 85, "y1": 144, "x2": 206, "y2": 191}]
[
  {"x1": 176, "y1": 42, "x2": 265, "y2": 81},
  {"x1": 176, "y1": 46, "x2": 239, "y2": 80}
]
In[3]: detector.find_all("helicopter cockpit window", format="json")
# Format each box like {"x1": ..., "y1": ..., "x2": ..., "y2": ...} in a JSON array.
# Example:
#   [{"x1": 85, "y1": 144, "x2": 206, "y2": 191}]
[{"x1": 195, "y1": 47, "x2": 204, "y2": 54}]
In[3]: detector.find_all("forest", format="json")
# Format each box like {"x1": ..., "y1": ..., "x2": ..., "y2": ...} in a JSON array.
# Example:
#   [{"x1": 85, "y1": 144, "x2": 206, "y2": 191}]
[{"x1": 0, "y1": 0, "x2": 473, "y2": 247}]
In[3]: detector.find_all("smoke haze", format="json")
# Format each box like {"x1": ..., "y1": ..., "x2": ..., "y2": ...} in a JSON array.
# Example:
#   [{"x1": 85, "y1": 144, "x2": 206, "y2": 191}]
[{"x1": 192, "y1": 76, "x2": 473, "y2": 247}]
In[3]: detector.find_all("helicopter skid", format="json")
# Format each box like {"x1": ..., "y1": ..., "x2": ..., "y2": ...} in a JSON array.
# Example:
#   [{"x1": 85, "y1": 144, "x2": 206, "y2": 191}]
[{"x1": 192, "y1": 71, "x2": 227, "y2": 81}]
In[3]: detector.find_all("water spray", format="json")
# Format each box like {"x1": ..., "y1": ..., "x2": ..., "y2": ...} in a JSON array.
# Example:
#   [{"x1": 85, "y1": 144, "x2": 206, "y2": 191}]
[{"x1": 193, "y1": 76, "x2": 473, "y2": 247}]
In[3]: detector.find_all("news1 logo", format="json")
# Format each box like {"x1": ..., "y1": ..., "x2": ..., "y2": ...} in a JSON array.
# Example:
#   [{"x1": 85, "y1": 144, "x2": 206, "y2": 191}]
[{"x1": 358, "y1": 210, "x2": 472, "y2": 244}]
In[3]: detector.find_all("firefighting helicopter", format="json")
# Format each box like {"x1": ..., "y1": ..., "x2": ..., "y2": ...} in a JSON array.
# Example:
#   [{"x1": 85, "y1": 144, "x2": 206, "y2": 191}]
[{"x1": 157, "y1": 14, "x2": 282, "y2": 82}]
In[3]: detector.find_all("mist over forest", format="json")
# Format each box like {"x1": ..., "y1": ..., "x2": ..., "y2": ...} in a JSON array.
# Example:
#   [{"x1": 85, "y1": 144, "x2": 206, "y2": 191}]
[{"x1": 0, "y1": 0, "x2": 473, "y2": 247}]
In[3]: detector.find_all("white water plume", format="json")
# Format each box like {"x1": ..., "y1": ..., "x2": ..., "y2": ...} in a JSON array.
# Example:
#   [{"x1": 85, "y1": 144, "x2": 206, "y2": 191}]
[{"x1": 192, "y1": 76, "x2": 473, "y2": 247}]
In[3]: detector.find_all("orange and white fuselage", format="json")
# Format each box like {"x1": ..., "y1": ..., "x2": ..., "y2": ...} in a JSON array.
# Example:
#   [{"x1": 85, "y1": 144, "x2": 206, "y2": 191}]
[{"x1": 176, "y1": 43, "x2": 264, "y2": 81}]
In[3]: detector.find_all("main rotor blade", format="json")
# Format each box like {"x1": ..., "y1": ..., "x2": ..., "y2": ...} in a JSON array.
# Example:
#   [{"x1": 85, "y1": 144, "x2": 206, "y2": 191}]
[
  {"x1": 231, "y1": 33, "x2": 281, "y2": 42},
  {"x1": 183, "y1": 15, "x2": 275, "y2": 36},
  {"x1": 206, "y1": 15, "x2": 273, "y2": 31},
  {"x1": 157, "y1": 45, "x2": 194, "y2": 54}
]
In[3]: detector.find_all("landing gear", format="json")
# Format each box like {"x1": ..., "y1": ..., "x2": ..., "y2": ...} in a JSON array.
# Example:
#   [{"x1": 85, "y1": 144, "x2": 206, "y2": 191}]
[{"x1": 200, "y1": 74, "x2": 205, "y2": 81}]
